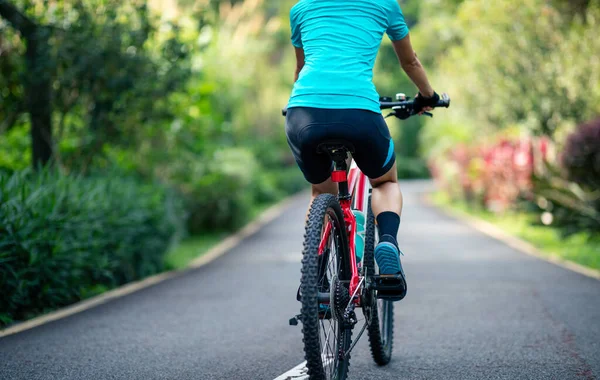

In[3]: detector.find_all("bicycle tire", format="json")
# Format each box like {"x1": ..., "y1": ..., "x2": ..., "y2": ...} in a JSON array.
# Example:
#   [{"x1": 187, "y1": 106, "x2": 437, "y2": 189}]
[
  {"x1": 301, "y1": 194, "x2": 353, "y2": 380},
  {"x1": 363, "y1": 198, "x2": 394, "y2": 366}
]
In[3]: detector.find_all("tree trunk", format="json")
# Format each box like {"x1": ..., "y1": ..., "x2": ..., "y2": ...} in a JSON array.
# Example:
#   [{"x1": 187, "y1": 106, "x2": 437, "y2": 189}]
[
  {"x1": 26, "y1": 28, "x2": 53, "y2": 168},
  {"x1": 0, "y1": 0, "x2": 53, "y2": 169}
]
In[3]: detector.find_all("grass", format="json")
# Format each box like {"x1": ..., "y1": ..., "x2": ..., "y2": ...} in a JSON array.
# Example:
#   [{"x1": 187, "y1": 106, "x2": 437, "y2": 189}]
[
  {"x1": 164, "y1": 233, "x2": 228, "y2": 270},
  {"x1": 432, "y1": 192, "x2": 600, "y2": 271}
]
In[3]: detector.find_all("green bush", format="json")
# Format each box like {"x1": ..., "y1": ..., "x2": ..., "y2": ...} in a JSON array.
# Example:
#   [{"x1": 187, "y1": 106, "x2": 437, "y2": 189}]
[
  {"x1": 252, "y1": 171, "x2": 285, "y2": 205},
  {"x1": 181, "y1": 148, "x2": 258, "y2": 234},
  {"x1": 419, "y1": 0, "x2": 600, "y2": 158},
  {"x1": 270, "y1": 166, "x2": 308, "y2": 196},
  {"x1": 0, "y1": 169, "x2": 182, "y2": 326},
  {"x1": 532, "y1": 166, "x2": 600, "y2": 240},
  {"x1": 396, "y1": 156, "x2": 431, "y2": 179}
]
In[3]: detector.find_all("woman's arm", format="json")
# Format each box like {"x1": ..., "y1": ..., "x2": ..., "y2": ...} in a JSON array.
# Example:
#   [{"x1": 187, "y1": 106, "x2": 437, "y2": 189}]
[
  {"x1": 294, "y1": 47, "x2": 305, "y2": 82},
  {"x1": 391, "y1": 34, "x2": 434, "y2": 98}
]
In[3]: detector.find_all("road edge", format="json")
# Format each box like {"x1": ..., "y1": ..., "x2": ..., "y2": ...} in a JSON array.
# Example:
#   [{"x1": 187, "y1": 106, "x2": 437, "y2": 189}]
[
  {"x1": 422, "y1": 193, "x2": 600, "y2": 281},
  {"x1": 0, "y1": 192, "x2": 307, "y2": 338}
]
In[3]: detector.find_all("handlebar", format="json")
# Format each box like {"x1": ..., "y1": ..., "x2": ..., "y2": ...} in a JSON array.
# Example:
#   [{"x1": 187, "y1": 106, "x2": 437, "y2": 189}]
[
  {"x1": 379, "y1": 93, "x2": 450, "y2": 120},
  {"x1": 282, "y1": 92, "x2": 450, "y2": 118},
  {"x1": 380, "y1": 93, "x2": 450, "y2": 110}
]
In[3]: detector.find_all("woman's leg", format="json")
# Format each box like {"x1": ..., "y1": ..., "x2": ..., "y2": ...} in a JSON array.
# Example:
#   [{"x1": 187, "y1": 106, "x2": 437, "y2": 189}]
[{"x1": 370, "y1": 162, "x2": 403, "y2": 218}]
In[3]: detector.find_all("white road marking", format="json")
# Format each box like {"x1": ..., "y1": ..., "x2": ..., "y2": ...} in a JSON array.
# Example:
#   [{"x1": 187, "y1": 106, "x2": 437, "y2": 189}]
[
  {"x1": 274, "y1": 356, "x2": 334, "y2": 380},
  {"x1": 273, "y1": 361, "x2": 308, "y2": 380}
]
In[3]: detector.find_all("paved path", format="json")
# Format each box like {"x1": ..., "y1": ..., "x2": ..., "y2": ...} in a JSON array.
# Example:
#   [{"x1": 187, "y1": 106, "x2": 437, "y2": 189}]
[{"x1": 1, "y1": 181, "x2": 599, "y2": 380}]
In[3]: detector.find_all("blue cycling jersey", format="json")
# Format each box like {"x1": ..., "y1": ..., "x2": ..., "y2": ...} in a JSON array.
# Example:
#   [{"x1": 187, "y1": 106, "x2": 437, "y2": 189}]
[{"x1": 287, "y1": 0, "x2": 409, "y2": 113}]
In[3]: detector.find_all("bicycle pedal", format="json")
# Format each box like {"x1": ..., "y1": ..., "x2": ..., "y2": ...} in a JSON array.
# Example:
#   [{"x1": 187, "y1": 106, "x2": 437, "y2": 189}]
[
  {"x1": 372, "y1": 274, "x2": 406, "y2": 301},
  {"x1": 289, "y1": 314, "x2": 302, "y2": 326}
]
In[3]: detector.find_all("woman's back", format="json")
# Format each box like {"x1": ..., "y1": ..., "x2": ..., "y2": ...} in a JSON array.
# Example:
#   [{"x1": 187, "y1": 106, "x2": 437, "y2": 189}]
[{"x1": 288, "y1": 0, "x2": 408, "y2": 113}]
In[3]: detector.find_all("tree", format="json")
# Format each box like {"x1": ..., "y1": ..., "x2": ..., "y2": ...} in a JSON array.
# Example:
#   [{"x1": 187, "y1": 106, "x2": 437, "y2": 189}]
[
  {"x1": 0, "y1": 0, "x2": 53, "y2": 168},
  {"x1": 0, "y1": 0, "x2": 194, "y2": 172}
]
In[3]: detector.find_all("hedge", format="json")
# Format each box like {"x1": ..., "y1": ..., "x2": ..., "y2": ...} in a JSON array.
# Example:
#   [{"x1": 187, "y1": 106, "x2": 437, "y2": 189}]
[{"x1": 0, "y1": 169, "x2": 182, "y2": 325}]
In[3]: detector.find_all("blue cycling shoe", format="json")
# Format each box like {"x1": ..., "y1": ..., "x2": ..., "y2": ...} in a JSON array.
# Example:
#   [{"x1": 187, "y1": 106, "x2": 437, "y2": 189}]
[
  {"x1": 374, "y1": 235, "x2": 407, "y2": 301},
  {"x1": 375, "y1": 235, "x2": 404, "y2": 275}
]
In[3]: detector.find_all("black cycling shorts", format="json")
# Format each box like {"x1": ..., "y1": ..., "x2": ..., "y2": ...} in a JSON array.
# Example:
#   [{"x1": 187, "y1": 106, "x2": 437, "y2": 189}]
[{"x1": 285, "y1": 107, "x2": 396, "y2": 184}]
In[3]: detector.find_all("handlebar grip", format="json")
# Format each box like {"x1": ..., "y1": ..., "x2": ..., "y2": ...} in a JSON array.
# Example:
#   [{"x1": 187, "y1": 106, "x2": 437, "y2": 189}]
[{"x1": 437, "y1": 93, "x2": 451, "y2": 108}]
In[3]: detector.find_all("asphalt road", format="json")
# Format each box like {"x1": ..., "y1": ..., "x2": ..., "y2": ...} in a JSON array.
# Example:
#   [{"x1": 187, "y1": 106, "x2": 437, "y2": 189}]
[{"x1": 1, "y1": 181, "x2": 599, "y2": 380}]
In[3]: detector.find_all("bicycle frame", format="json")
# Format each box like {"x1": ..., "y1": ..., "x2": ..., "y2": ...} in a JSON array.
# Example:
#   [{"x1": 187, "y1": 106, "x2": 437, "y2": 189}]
[{"x1": 317, "y1": 159, "x2": 370, "y2": 303}]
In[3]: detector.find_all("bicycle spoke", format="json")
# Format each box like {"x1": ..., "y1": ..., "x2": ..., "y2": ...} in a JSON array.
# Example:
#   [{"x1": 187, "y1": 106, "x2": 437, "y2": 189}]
[
  {"x1": 320, "y1": 319, "x2": 334, "y2": 358},
  {"x1": 320, "y1": 319, "x2": 337, "y2": 379}
]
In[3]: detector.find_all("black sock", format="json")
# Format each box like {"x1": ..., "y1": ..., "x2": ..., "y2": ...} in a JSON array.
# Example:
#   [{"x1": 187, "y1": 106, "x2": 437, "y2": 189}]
[{"x1": 376, "y1": 212, "x2": 400, "y2": 245}]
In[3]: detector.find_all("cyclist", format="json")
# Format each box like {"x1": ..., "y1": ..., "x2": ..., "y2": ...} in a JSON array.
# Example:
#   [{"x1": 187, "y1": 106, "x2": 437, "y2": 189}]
[{"x1": 285, "y1": 0, "x2": 440, "y2": 300}]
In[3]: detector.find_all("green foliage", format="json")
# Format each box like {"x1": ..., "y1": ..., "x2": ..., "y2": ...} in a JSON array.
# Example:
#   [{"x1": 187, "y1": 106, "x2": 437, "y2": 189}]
[
  {"x1": 0, "y1": 24, "x2": 25, "y2": 134},
  {"x1": 180, "y1": 148, "x2": 258, "y2": 233},
  {"x1": 417, "y1": 0, "x2": 600, "y2": 243},
  {"x1": 131, "y1": 0, "x2": 303, "y2": 234},
  {"x1": 532, "y1": 166, "x2": 600, "y2": 240},
  {"x1": 0, "y1": 122, "x2": 30, "y2": 172},
  {"x1": 419, "y1": 0, "x2": 600, "y2": 156},
  {"x1": 170, "y1": 148, "x2": 305, "y2": 234},
  {"x1": 396, "y1": 156, "x2": 430, "y2": 179},
  {"x1": 268, "y1": 166, "x2": 308, "y2": 196},
  {"x1": 0, "y1": 169, "x2": 183, "y2": 326},
  {"x1": 0, "y1": 0, "x2": 193, "y2": 170}
]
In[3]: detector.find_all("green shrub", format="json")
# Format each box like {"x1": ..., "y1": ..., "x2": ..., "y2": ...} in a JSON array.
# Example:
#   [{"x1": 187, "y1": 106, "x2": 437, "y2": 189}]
[
  {"x1": 270, "y1": 166, "x2": 308, "y2": 196},
  {"x1": 252, "y1": 171, "x2": 285, "y2": 205},
  {"x1": 396, "y1": 156, "x2": 431, "y2": 179},
  {"x1": 181, "y1": 148, "x2": 258, "y2": 234},
  {"x1": 0, "y1": 169, "x2": 182, "y2": 326},
  {"x1": 532, "y1": 166, "x2": 600, "y2": 240}
]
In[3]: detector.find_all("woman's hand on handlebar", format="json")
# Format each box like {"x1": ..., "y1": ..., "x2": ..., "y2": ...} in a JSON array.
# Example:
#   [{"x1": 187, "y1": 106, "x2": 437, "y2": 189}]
[{"x1": 413, "y1": 91, "x2": 440, "y2": 115}]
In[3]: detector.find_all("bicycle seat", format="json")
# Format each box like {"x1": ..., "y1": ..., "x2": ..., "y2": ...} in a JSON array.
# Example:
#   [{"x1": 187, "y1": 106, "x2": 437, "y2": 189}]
[{"x1": 316, "y1": 140, "x2": 355, "y2": 162}]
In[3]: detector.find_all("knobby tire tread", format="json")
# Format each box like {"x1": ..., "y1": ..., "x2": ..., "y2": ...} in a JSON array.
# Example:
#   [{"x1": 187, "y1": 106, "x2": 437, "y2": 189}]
[
  {"x1": 364, "y1": 199, "x2": 394, "y2": 366},
  {"x1": 301, "y1": 194, "x2": 351, "y2": 380}
]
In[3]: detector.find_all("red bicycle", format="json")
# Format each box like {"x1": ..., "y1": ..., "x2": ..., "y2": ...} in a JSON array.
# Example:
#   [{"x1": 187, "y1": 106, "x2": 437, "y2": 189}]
[{"x1": 285, "y1": 93, "x2": 450, "y2": 380}]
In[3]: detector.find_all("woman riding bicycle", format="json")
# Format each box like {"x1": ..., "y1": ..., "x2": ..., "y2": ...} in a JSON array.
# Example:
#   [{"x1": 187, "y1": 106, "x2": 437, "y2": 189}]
[{"x1": 285, "y1": 0, "x2": 439, "y2": 298}]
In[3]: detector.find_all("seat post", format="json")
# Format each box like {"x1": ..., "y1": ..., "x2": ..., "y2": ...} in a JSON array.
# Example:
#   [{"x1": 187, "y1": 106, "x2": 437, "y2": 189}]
[
  {"x1": 318, "y1": 143, "x2": 353, "y2": 200},
  {"x1": 333, "y1": 158, "x2": 350, "y2": 200}
]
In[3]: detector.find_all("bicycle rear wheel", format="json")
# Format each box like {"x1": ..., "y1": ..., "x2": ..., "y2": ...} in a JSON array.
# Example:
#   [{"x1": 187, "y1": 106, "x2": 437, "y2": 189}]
[
  {"x1": 363, "y1": 198, "x2": 394, "y2": 366},
  {"x1": 301, "y1": 194, "x2": 352, "y2": 380}
]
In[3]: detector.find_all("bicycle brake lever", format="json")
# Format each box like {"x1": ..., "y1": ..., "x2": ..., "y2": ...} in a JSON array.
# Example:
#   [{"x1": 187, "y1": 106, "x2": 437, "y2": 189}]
[
  {"x1": 422, "y1": 112, "x2": 433, "y2": 118},
  {"x1": 384, "y1": 112, "x2": 395, "y2": 119}
]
